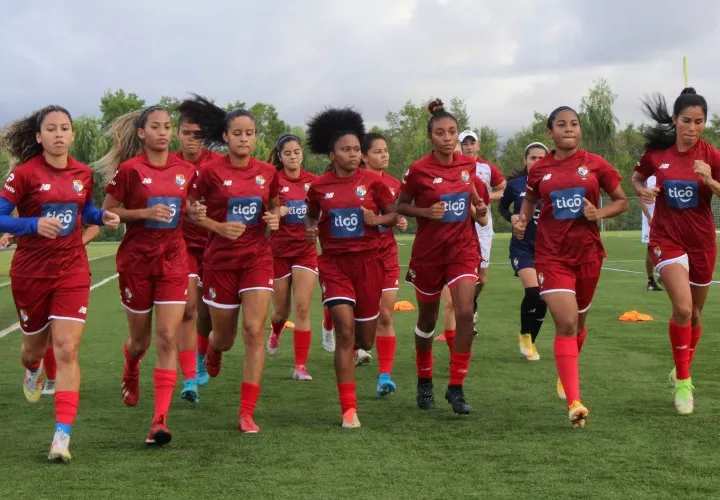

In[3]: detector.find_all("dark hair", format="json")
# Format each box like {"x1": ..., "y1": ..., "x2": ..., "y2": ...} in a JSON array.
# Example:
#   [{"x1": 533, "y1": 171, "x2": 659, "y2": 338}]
[
  {"x1": 361, "y1": 132, "x2": 387, "y2": 154},
  {"x1": 1, "y1": 105, "x2": 73, "y2": 165},
  {"x1": 642, "y1": 88, "x2": 708, "y2": 150},
  {"x1": 508, "y1": 142, "x2": 550, "y2": 181},
  {"x1": 268, "y1": 134, "x2": 302, "y2": 169},
  {"x1": 426, "y1": 98, "x2": 457, "y2": 136},
  {"x1": 178, "y1": 113, "x2": 197, "y2": 128},
  {"x1": 306, "y1": 108, "x2": 365, "y2": 156},
  {"x1": 178, "y1": 94, "x2": 255, "y2": 149},
  {"x1": 547, "y1": 106, "x2": 579, "y2": 129}
]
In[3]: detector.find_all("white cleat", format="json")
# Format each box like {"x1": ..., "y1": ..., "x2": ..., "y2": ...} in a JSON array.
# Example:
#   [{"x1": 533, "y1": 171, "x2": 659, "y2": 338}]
[
  {"x1": 292, "y1": 365, "x2": 313, "y2": 381},
  {"x1": 341, "y1": 409, "x2": 361, "y2": 429},
  {"x1": 669, "y1": 367, "x2": 677, "y2": 387},
  {"x1": 48, "y1": 429, "x2": 72, "y2": 463},
  {"x1": 266, "y1": 332, "x2": 280, "y2": 356},
  {"x1": 322, "y1": 326, "x2": 336, "y2": 353},
  {"x1": 355, "y1": 349, "x2": 372, "y2": 366},
  {"x1": 42, "y1": 379, "x2": 56, "y2": 396},
  {"x1": 23, "y1": 365, "x2": 43, "y2": 403}
]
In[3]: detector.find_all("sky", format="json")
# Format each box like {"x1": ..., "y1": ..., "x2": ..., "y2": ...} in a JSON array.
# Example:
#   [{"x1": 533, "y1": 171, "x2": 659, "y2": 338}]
[{"x1": 1, "y1": 0, "x2": 719, "y2": 140}]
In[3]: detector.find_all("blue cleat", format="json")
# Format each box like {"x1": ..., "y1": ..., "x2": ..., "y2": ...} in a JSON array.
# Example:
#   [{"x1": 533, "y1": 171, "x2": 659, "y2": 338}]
[
  {"x1": 376, "y1": 373, "x2": 396, "y2": 398},
  {"x1": 180, "y1": 379, "x2": 199, "y2": 404},
  {"x1": 196, "y1": 353, "x2": 210, "y2": 387}
]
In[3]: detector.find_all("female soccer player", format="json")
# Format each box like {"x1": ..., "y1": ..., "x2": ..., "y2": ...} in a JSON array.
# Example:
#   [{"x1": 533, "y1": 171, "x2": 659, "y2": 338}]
[
  {"x1": 640, "y1": 174, "x2": 662, "y2": 291},
  {"x1": 632, "y1": 88, "x2": 720, "y2": 415},
  {"x1": 361, "y1": 132, "x2": 408, "y2": 396},
  {"x1": 99, "y1": 106, "x2": 204, "y2": 446},
  {"x1": 397, "y1": 99, "x2": 489, "y2": 415},
  {"x1": 178, "y1": 95, "x2": 281, "y2": 433},
  {"x1": 305, "y1": 108, "x2": 397, "y2": 428},
  {"x1": 0, "y1": 105, "x2": 120, "y2": 462},
  {"x1": 499, "y1": 142, "x2": 549, "y2": 360},
  {"x1": 266, "y1": 134, "x2": 318, "y2": 381},
  {"x1": 171, "y1": 114, "x2": 223, "y2": 401},
  {"x1": 514, "y1": 106, "x2": 627, "y2": 428}
]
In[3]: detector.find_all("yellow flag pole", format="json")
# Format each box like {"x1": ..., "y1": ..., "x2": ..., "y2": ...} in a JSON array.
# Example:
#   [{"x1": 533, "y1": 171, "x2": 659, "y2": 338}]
[{"x1": 683, "y1": 56, "x2": 689, "y2": 88}]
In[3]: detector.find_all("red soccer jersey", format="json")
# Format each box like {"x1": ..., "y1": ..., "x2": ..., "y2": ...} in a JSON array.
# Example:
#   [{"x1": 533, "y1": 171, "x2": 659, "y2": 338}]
[
  {"x1": 474, "y1": 155, "x2": 505, "y2": 189},
  {"x1": 172, "y1": 149, "x2": 224, "y2": 250},
  {"x1": 1, "y1": 155, "x2": 93, "y2": 278},
  {"x1": 192, "y1": 156, "x2": 279, "y2": 270},
  {"x1": 105, "y1": 153, "x2": 195, "y2": 276},
  {"x1": 526, "y1": 149, "x2": 621, "y2": 266},
  {"x1": 374, "y1": 171, "x2": 402, "y2": 262},
  {"x1": 269, "y1": 168, "x2": 318, "y2": 259},
  {"x1": 401, "y1": 153, "x2": 484, "y2": 264},
  {"x1": 634, "y1": 139, "x2": 720, "y2": 252},
  {"x1": 305, "y1": 169, "x2": 394, "y2": 256}
]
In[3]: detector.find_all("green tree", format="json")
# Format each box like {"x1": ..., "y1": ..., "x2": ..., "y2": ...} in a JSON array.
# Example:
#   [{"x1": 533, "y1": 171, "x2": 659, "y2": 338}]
[
  {"x1": 99, "y1": 89, "x2": 145, "y2": 129},
  {"x1": 499, "y1": 112, "x2": 549, "y2": 173},
  {"x1": 70, "y1": 116, "x2": 109, "y2": 204},
  {"x1": 579, "y1": 78, "x2": 618, "y2": 159},
  {"x1": 479, "y1": 126, "x2": 499, "y2": 163}
]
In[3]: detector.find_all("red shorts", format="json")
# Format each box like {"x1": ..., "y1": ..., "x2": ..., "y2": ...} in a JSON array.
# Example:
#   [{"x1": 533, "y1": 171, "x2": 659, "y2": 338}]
[
  {"x1": 119, "y1": 273, "x2": 188, "y2": 314},
  {"x1": 187, "y1": 247, "x2": 204, "y2": 282},
  {"x1": 536, "y1": 259, "x2": 601, "y2": 313},
  {"x1": 406, "y1": 256, "x2": 480, "y2": 302},
  {"x1": 383, "y1": 260, "x2": 400, "y2": 292},
  {"x1": 649, "y1": 240, "x2": 716, "y2": 286},
  {"x1": 274, "y1": 253, "x2": 319, "y2": 280},
  {"x1": 319, "y1": 253, "x2": 383, "y2": 321},
  {"x1": 11, "y1": 273, "x2": 91, "y2": 335},
  {"x1": 203, "y1": 253, "x2": 274, "y2": 309}
]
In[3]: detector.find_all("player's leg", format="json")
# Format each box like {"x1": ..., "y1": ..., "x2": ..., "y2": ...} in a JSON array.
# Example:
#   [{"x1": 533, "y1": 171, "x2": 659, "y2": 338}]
[
  {"x1": 178, "y1": 276, "x2": 200, "y2": 403},
  {"x1": 321, "y1": 306, "x2": 335, "y2": 353},
  {"x1": 13, "y1": 278, "x2": 51, "y2": 403},
  {"x1": 440, "y1": 287, "x2": 456, "y2": 352},
  {"x1": 329, "y1": 302, "x2": 360, "y2": 427},
  {"x1": 474, "y1": 231, "x2": 492, "y2": 333},
  {"x1": 21, "y1": 328, "x2": 50, "y2": 403},
  {"x1": 118, "y1": 273, "x2": 153, "y2": 408},
  {"x1": 375, "y1": 288, "x2": 398, "y2": 397},
  {"x1": 267, "y1": 269, "x2": 291, "y2": 356},
  {"x1": 42, "y1": 331, "x2": 57, "y2": 395},
  {"x1": 195, "y1": 282, "x2": 212, "y2": 386},
  {"x1": 517, "y1": 265, "x2": 543, "y2": 361},
  {"x1": 646, "y1": 249, "x2": 661, "y2": 291},
  {"x1": 290, "y1": 266, "x2": 317, "y2": 381},
  {"x1": 447, "y1": 277, "x2": 476, "y2": 414},
  {"x1": 203, "y1": 270, "x2": 242, "y2": 378}
]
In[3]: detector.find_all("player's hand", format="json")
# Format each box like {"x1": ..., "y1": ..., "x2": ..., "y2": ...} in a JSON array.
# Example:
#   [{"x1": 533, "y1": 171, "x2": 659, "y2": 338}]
[
  {"x1": 217, "y1": 221, "x2": 246, "y2": 240},
  {"x1": 583, "y1": 197, "x2": 601, "y2": 221},
  {"x1": 475, "y1": 199, "x2": 488, "y2": 219},
  {"x1": 187, "y1": 201, "x2": 207, "y2": 222},
  {"x1": 102, "y1": 211, "x2": 121, "y2": 230},
  {"x1": 361, "y1": 207, "x2": 379, "y2": 226},
  {"x1": 146, "y1": 204, "x2": 173, "y2": 223},
  {"x1": 426, "y1": 202, "x2": 446, "y2": 220},
  {"x1": 510, "y1": 214, "x2": 521, "y2": 226},
  {"x1": 263, "y1": 211, "x2": 280, "y2": 231},
  {"x1": 306, "y1": 226, "x2": 319, "y2": 243},
  {"x1": 512, "y1": 214, "x2": 527, "y2": 239},
  {"x1": 0, "y1": 233, "x2": 15, "y2": 248},
  {"x1": 37, "y1": 217, "x2": 62, "y2": 239},
  {"x1": 279, "y1": 206, "x2": 290, "y2": 217},
  {"x1": 694, "y1": 160, "x2": 712, "y2": 184},
  {"x1": 638, "y1": 186, "x2": 660, "y2": 205},
  {"x1": 396, "y1": 215, "x2": 408, "y2": 231}
]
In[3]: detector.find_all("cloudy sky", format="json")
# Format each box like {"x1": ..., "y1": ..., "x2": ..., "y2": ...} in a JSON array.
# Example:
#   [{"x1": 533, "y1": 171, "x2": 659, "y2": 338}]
[{"x1": 1, "y1": 0, "x2": 719, "y2": 139}]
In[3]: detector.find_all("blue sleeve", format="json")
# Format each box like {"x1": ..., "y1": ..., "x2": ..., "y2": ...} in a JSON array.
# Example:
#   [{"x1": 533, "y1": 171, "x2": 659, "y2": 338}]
[
  {"x1": 81, "y1": 199, "x2": 105, "y2": 226},
  {"x1": 0, "y1": 198, "x2": 38, "y2": 236},
  {"x1": 498, "y1": 182, "x2": 514, "y2": 222}
]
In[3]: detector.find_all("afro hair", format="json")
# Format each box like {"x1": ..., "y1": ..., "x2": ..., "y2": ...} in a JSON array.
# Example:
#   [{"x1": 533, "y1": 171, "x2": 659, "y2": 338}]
[{"x1": 306, "y1": 107, "x2": 365, "y2": 155}]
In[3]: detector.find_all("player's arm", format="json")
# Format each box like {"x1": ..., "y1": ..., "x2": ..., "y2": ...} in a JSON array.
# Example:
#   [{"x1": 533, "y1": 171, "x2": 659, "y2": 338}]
[
  {"x1": 304, "y1": 196, "x2": 320, "y2": 243},
  {"x1": 262, "y1": 195, "x2": 281, "y2": 231},
  {"x1": 81, "y1": 225, "x2": 100, "y2": 245},
  {"x1": 186, "y1": 194, "x2": 244, "y2": 240},
  {"x1": 0, "y1": 233, "x2": 16, "y2": 248},
  {"x1": 498, "y1": 185, "x2": 514, "y2": 222},
  {"x1": 489, "y1": 180, "x2": 506, "y2": 202},
  {"x1": 512, "y1": 195, "x2": 537, "y2": 240},
  {"x1": 0, "y1": 197, "x2": 61, "y2": 239},
  {"x1": 103, "y1": 193, "x2": 172, "y2": 223},
  {"x1": 396, "y1": 192, "x2": 444, "y2": 220},
  {"x1": 587, "y1": 185, "x2": 628, "y2": 221},
  {"x1": 693, "y1": 160, "x2": 720, "y2": 197},
  {"x1": 488, "y1": 164, "x2": 506, "y2": 202}
]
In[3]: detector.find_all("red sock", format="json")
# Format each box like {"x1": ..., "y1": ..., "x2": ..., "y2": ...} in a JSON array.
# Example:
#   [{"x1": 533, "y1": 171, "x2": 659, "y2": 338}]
[
  {"x1": 337, "y1": 382, "x2": 357, "y2": 413},
  {"x1": 443, "y1": 330, "x2": 456, "y2": 353},
  {"x1": 196, "y1": 334, "x2": 209, "y2": 356},
  {"x1": 271, "y1": 320, "x2": 285, "y2": 337},
  {"x1": 240, "y1": 382, "x2": 261, "y2": 417},
  {"x1": 44, "y1": 345, "x2": 57, "y2": 380},
  {"x1": 554, "y1": 335, "x2": 580, "y2": 403},
  {"x1": 376, "y1": 336, "x2": 396, "y2": 375},
  {"x1": 152, "y1": 368, "x2": 177, "y2": 424},
  {"x1": 293, "y1": 329, "x2": 311, "y2": 366},
  {"x1": 415, "y1": 346, "x2": 433, "y2": 379},
  {"x1": 577, "y1": 327, "x2": 587, "y2": 353},
  {"x1": 689, "y1": 325, "x2": 702, "y2": 364},
  {"x1": 55, "y1": 391, "x2": 79, "y2": 425},
  {"x1": 323, "y1": 307, "x2": 334, "y2": 331},
  {"x1": 449, "y1": 351, "x2": 471, "y2": 386},
  {"x1": 178, "y1": 350, "x2": 197, "y2": 381},
  {"x1": 124, "y1": 342, "x2": 145, "y2": 374},
  {"x1": 669, "y1": 321, "x2": 692, "y2": 380},
  {"x1": 22, "y1": 359, "x2": 41, "y2": 372}
]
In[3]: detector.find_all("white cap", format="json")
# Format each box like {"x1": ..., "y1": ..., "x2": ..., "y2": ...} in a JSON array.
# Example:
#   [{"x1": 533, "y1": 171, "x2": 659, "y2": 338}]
[{"x1": 459, "y1": 130, "x2": 478, "y2": 143}]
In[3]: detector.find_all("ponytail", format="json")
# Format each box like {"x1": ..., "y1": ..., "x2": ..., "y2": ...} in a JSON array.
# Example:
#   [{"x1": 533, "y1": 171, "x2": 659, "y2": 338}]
[
  {"x1": 642, "y1": 87, "x2": 708, "y2": 150},
  {"x1": 178, "y1": 94, "x2": 255, "y2": 150},
  {"x1": 0, "y1": 105, "x2": 72, "y2": 165},
  {"x1": 426, "y1": 98, "x2": 457, "y2": 136},
  {"x1": 93, "y1": 110, "x2": 144, "y2": 181}
]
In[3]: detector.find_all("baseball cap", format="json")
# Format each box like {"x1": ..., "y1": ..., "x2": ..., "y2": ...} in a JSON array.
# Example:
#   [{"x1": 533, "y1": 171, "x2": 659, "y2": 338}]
[{"x1": 459, "y1": 130, "x2": 478, "y2": 143}]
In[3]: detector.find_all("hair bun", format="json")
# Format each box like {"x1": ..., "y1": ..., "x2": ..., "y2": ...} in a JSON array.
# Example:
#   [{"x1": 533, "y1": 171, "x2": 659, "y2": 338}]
[
  {"x1": 681, "y1": 87, "x2": 697, "y2": 95},
  {"x1": 427, "y1": 98, "x2": 445, "y2": 115}
]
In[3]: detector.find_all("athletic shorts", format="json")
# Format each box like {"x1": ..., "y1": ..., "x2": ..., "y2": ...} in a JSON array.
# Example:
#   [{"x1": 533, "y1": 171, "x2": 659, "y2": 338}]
[
  {"x1": 11, "y1": 273, "x2": 91, "y2": 335},
  {"x1": 536, "y1": 259, "x2": 602, "y2": 313},
  {"x1": 319, "y1": 253, "x2": 383, "y2": 321},
  {"x1": 274, "y1": 253, "x2": 319, "y2": 280},
  {"x1": 382, "y1": 260, "x2": 400, "y2": 292},
  {"x1": 650, "y1": 240, "x2": 716, "y2": 287},
  {"x1": 119, "y1": 273, "x2": 188, "y2": 314},
  {"x1": 406, "y1": 253, "x2": 480, "y2": 302},
  {"x1": 476, "y1": 225, "x2": 492, "y2": 269},
  {"x1": 187, "y1": 247, "x2": 204, "y2": 282},
  {"x1": 511, "y1": 252, "x2": 536, "y2": 276},
  {"x1": 203, "y1": 253, "x2": 274, "y2": 309}
]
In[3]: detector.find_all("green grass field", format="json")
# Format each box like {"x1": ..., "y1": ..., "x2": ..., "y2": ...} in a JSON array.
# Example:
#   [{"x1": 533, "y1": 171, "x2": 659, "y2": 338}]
[{"x1": 1, "y1": 233, "x2": 720, "y2": 499}]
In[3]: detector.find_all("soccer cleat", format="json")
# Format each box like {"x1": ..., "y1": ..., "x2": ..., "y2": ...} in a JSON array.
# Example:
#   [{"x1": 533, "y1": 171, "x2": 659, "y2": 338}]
[
  {"x1": 145, "y1": 419, "x2": 172, "y2": 446},
  {"x1": 321, "y1": 325, "x2": 336, "y2": 353},
  {"x1": 519, "y1": 334, "x2": 535, "y2": 359},
  {"x1": 180, "y1": 379, "x2": 200, "y2": 404},
  {"x1": 266, "y1": 332, "x2": 281, "y2": 356},
  {"x1": 416, "y1": 378, "x2": 434, "y2": 410},
  {"x1": 376, "y1": 373, "x2": 396, "y2": 397},
  {"x1": 669, "y1": 367, "x2": 677, "y2": 387},
  {"x1": 445, "y1": 386, "x2": 472, "y2": 415},
  {"x1": 196, "y1": 353, "x2": 210, "y2": 387},
  {"x1": 647, "y1": 280, "x2": 663, "y2": 291},
  {"x1": 23, "y1": 365, "x2": 43, "y2": 403},
  {"x1": 530, "y1": 343, "x2": 541, "y2": 361},
  {"x1": 42, "y1": 379, "x2": 56, "y2": 396},
  {"x1": 355, "y1": 349, "x2": 372, "y2": 366},
  {"x1": 674, "y1": 378, "x2": 695, "y2": 416},
  {"x1": 568, "y1": 400, "x2": 588, "y2": 428},
  {"x1": 238, "y1": 413, "x2": 260, "y2": 433},
  {"x1": 206, "y1": 349, "x2": 222, "y2": 378},
  {"x1": 292, "y1": 364, "x2": 313, "y2": 381},
  {"x1": 341, "y1": 408, "x2": 361, "y2": 429},
  {"x1": 47, "y1": 429, "x2": 71, "y2": 463},
  {"x1": 121, "y1": 368, "x2": 139, "y2": 407},
  {"x1": 556, "y1": 378, "x2": 566, "y2": 400}
]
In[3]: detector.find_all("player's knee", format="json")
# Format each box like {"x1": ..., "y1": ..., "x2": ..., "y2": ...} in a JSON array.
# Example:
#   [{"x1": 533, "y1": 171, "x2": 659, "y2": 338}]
[
  {"x1": 524, "y1": 286, "x2": 541, "y2": 302},
  {"x1": 378, "y1": 309, "x2": 393, "y2": 329},
  {"x1": 182, "y1": 304, "x2": 197, "y2": 322},
  {"x1": 242, "y1": 323, "x2": 265, "y2": 348},
  {"x1": 154, "y1": 328, "x2": 176, "y2": 353},
  {"x1": 672, "y1": 302, "x2": 692, "y2": 325},
  {"x1": 211, "y1": 334, "x2": 234, "y2": 352},
  {"x1": 554, "y1": 316, "x2": 578, "y2": 337},
  {"x1": 128, "y1": 337, "x2": 151, "y2": 356},
  {"x1": 294, "y1": 301, "x2": 311, "y2": 322},
  {"x1": 691, "y1": 307, "x2": 703, "y2": 327},
  {"x1": 53, "y1": 340, "x2": 79, "y2": 366}
]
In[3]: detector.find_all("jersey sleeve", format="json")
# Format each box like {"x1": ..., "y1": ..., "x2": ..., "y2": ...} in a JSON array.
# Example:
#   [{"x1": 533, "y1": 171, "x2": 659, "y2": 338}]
[
  {"x1": 498, "y1": 181, "x2": 514, "y2": 221},
  {"x1": 634, "y1": 151, "x2": 655, "y2": 178},
  {"x1": 598, "y1": 158, "x2": 622, "y2": 194},
  {"x1": 190, "y1": 167, "x2": 208, "y2": 201},
  {"x1": 706, "y1": 145, "x2": 720, "y2": 183},
  {"x1": 372, "y1": 179, "x2": 394, "y2": 209},
  {"x1": 400, "y1": 166, "x2": 418, "y2": 199},
  {"x1": 269, "y1": 170, "x2": 280, "y2": 199},
  {"x1": 473, "y1": 176, "x2": 491, "y2": 205},
  {"x1": 105, "y1": 164, "x2": 130, "y2": 203},
  {"x1": 305, "y1": 184, "x2": 320, "y2": 217},
  {"x1": 489, "y1": 163, "x2": 505, "y2": 187},
  {"x1": 1, "y1": 168, "x2": 26, "y2": 206},
  {"x1": 526, "y1": 167, "x2": 541, "y2": 200}
]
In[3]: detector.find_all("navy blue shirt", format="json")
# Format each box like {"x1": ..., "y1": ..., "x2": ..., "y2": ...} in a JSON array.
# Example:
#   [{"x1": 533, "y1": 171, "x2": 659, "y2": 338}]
[{"x1": 499, "y1": 175, "x2": 540, "y2": 256}]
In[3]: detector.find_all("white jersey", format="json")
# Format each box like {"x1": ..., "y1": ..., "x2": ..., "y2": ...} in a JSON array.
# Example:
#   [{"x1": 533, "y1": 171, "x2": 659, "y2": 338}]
[
  {"x1": 475, "y1": 160, "x2": 495, "y2": 234},
  {"x1": 641, "y1": 175, "x2": 656, "y2": 243}
]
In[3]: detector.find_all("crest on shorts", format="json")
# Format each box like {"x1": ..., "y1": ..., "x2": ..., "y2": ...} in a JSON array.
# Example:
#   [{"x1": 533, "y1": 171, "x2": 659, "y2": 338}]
[
  {"x1": 19, "y1": 308, "x2": 28, "y2": 323},
  {"x1": 321, "y1": 282, "x2": 327, "y2": 294},
  {"x1": 537, "y1": 273, "x2": 544, "y2": 285},
  {"x1": 72, "y1": 179, "x2": 83, "y2": 192},
  {"x1": 123, "y1": 287, "x2": 133, "y2": 300},
  {"x1": 653, "y1": 246, "x2": 662, "y2": 258},
  {"x1": 208, "y1": 288, "x2": 217, "y2": 300},
  {"x1": 513, "y1": 257, "x2": 519, "y2": 268},
  {"x1": 461, "y1": 170, "x2": 470, "y2": 182},
  {"x1": 577, "y1": 166, "x2": 588, "y2": 177},
  {"x1": 256, "y1": 175, "x2": 266, "y2": 186},
  {"x1": 408, "y1": 268, "x2": 416, "y2": 280},
  {"x1": 175, "y1": 174, "x2": 186, "y2": 187},
  {"x1": 356, "y1": 185, "x2": 367, "y2": 197},
  {"x1": 304, "y1": 183, "x2": 311, "y2": 191}
]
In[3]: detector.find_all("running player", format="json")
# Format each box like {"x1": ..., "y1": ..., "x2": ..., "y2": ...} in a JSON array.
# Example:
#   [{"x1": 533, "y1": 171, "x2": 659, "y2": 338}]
[
  {"x1": 266, "y1": 134, "x2": 318, "y2": 381},
  {"x1": 99, "y1": 106, "x2": 205, "y2": 446},
  {"x1": 179, "y1": 95, "x2": 281, "y2": 433},
  {"x1": 398, "y1": 99, "x2": 490, "y2": 415},
  {"x1": 514, "y1": 106, "x2": 627, "y2": 428},
  {"x1": 305, "y1": 108, "x2": 397, "y2": 428},
  {"x1": 361, "y1": 132, "x2": 408, "y2": 396},
  {"x1": 640, "y1": 174, "x2": 662, "y2": 291},
  {"x1": 171, "y1": 114, "x2": 223, "y2": 401},
  {"x1": 0, "y1": 105, "x2": 120, "y2": 461},
  {"x1": 632, "y1": 87, "x2": 720, "y2": 415},
  {"x1": 499, "y1": 142, "x2": 549, "y2": 360}
]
